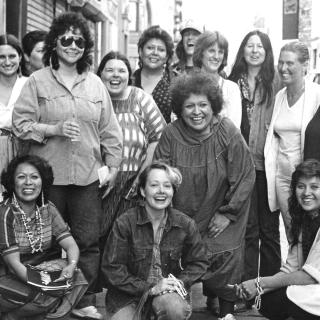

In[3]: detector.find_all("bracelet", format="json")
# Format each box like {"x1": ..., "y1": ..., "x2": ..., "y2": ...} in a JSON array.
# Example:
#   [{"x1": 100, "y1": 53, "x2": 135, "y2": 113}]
[{"x1": 254, "y1": 277, "x2": 264, "y2": 310}]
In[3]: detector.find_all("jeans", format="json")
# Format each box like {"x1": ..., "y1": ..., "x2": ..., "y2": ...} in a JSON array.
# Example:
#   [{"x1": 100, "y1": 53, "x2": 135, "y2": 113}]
[
  {"x1": 244, "y1": 171, "x2": 281, "y2": 280},
  {"x1": 107, "y1": 292, "x2": 191, "y2": 320},
  {"x1": 48, "y1": 181, "x2": 103, "y2": 307},
  {"x1": 260, "y1": 287, "x2": 320, "y2": 320}
]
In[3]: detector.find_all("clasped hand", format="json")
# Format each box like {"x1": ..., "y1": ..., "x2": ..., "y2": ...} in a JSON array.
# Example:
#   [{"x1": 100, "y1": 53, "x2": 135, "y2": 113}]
[
  {"x1": 231, "y1": 279, "x2": 257, "y2": 300},
  {"x1": 54, "y1": 263, "x2": 76, "y2": 283},
  {"x1": 208, "y1": 212, "x2": 230, "y2": 238}
]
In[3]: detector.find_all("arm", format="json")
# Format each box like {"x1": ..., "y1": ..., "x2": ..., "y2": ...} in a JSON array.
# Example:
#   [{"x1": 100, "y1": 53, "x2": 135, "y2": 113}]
[
  {"x1": 223, "y1": 81, "x2": 242, "y2": 128},
  {"x1": 153, "y1": 126, "x2": 173, "y2": 163},
  {"x1": 3, "y1": 252, "x2": 27, "y2": 282}
]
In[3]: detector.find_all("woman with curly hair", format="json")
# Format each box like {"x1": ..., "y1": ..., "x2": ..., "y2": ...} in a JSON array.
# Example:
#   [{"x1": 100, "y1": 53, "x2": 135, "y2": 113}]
[
  {"x1": 237, "y1": 159, "x2": 320, "y2": 320},
  {"x1": 12, "y1": 12, "x2": 123, "y2": 319},
  {"x1": 132, "y1": 25, "x2": 174, "y2": 123},
  {"x1": 154, "y1": 71, "x2": 255, "y2": 319}
]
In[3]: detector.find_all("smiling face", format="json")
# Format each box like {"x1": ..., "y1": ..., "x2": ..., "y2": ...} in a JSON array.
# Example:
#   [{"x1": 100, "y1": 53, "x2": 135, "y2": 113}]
[
  {"x1": 14, "y1": 163, "x2": 42, "y2": 205},
  {"x1": 181, "y1": 93, "x2": 213, "y2": 135},
  {"x1": 0, "y1": 44, "x2": 21, "y2": 77},
  {"x1": 244, "y1": 34, "x2": 266, "y2": 68},
  {"x1": 201, "y1": 43, "x2": 224, "y2": 74},
  {"x1": 296, "y1": 176, "x2": 320, "y2": 214},
  {"x1": 28, "y1": 41, "x2": 45, "y2": 72},
  {"x1": 182, "y1": 29, "x2": 200, "y2": 57},
  {"x1": 141, "y1": 168, "x2": 174, "y2": 212},
  {"x1": 139, "y1": 38, "x2": 167, "y2": 70},
  {"x1": 278, "y1": 50, "x2": 306, "y2": 86},
  {"x1": 56, "y1": 28, "x2": 85, "y2": 67},
  {"x1": 101, "y1": 59, "x2": 129, "y2": 98}
]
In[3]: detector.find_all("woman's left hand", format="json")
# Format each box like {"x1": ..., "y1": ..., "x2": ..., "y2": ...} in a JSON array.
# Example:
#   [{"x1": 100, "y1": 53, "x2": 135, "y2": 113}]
[
  {"x1": 208, "y1": 213, "x2": 230, "y2": 238},
  {"x1": 54, "y1": 264, "x2": 76, "y2": 282},
  {"x1": 99, "y1": 166, "x2": 118, "y2": 199},
  {"x1": 240, "y1": 279, "x2": 258, "y2": 300}
]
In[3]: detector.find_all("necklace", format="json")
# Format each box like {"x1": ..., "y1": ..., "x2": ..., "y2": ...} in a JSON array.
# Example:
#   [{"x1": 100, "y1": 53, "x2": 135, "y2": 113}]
[{"x1": 13, "y1": 194, "x2": 43, "y2": 253}]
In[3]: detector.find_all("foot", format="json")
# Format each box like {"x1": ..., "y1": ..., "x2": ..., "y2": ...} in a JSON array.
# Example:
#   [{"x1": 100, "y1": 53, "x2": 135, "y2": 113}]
[
  {"x1": 71, "y1": 306, "x2": 103, "y2": 319},
  {"x1": 218, "y1": 314, "x2": 236, "y2": 320}
]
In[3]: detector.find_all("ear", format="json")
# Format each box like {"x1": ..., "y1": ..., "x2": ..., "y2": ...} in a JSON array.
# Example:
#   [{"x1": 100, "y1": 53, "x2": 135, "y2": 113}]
[{"x1": 140, "y1": 187, "x2": 145, "y2": 198}]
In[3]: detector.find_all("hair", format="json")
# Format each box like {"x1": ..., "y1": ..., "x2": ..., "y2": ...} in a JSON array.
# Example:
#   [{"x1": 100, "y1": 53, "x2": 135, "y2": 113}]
[
  {"x1": 1, "y1": 155, "x2": 54, "y2": 206},
  {"x1": 137, "y1": 161, "x2": 182, "y2": 197},
  {"x1": 137, "y1": 25, "x2": 174, "y2": 70},
  {"x1": 289, "y1": 159, "x2": 320, "y2": 246},
  {"x1": 43, "y1": 12, "x2": 94, "y2": 74},
  {"x1": 0, "y1": 33, "x2": 27, "y2": 76},
  {"x1": 193, "y1": 31, "x2": 228, "y2": 73},
  {"x1": 22, "y1": 30, "x2": 47, "y2": 56},
  {"x1": 96, "y1": 50, "x2": 132, "y2": 85},
  {"x1": 170, "y1": 70, "x2": 223, "y2": 118},
  {"x1": 228, "y1": 30, "x2": 275, "y2": 106},
  {"x1": 280, "y1": 41, "x2": 310, "y2": 64}
]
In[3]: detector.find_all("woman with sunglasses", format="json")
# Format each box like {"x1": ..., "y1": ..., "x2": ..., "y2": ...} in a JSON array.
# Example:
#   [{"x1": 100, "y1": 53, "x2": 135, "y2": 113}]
[
  {"x1": 12, "y1": 12, "x2": 123, "y2": 320},
  {"x1": 0, "y1": 34, "x2": 27, "y2": 200}
]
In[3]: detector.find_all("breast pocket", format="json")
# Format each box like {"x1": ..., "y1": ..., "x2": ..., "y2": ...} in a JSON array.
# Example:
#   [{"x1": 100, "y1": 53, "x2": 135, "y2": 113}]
[{"x1": 129, "y1": 249, "x2": 148, "y2": 278}]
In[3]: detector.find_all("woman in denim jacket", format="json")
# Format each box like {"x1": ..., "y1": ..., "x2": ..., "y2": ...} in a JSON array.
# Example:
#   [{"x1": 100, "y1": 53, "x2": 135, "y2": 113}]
[{"x1": 101, "y1": 161, "x2": 208, "y2": 320}]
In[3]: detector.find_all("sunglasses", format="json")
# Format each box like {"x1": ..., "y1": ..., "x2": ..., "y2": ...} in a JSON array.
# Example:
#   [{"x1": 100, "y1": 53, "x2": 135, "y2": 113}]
[{"x1": 58, "y1": 35, "x2": 86, "y2": 49}]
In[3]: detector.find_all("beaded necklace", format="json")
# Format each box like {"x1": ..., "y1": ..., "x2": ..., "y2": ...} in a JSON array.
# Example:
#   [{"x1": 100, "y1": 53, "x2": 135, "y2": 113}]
[{"x1": 13, "y1": 194, "x2": 43, "y2": 253}]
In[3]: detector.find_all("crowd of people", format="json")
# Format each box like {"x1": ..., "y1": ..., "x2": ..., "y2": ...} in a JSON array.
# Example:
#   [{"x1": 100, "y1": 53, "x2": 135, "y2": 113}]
[{"x1": 0, "y1": 10, "x2": 320, "y2": 320}]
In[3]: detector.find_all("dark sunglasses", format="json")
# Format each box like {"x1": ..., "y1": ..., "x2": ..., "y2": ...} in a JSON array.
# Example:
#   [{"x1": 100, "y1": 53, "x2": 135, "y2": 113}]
[{"x1": 58, "y1": 35, "x2": 86, "y2": 49}]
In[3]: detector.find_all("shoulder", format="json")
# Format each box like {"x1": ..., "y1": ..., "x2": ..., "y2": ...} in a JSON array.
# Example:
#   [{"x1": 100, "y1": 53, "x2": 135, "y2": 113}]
[
  {"x1": 169, "y1": 208, "x2": 198, "y2": 231},
  {"x1": 223, "y1": 79, "x2": 240, "y2": 90},
  {"x1": 31, "y1": 67, "x2": 51, "y2": 81},
  {"x1": 115, "y1": 207, "x2": 139, "y2": 226},
  {"x1": 306, "y1": 80, "x2": 320, "y2": 94},
  {"x1": 218, "y1": 116, "x2": 239, "y2": 136}
]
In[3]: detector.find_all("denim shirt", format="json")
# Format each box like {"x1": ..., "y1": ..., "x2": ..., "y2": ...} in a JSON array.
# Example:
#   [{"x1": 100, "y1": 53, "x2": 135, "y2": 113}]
[
  {"x1": 101, "y1": 205, "x2": 209, "y2": 313},
  {"x1": 12, "y1": 67, "x2": 123, "y2": 186}
]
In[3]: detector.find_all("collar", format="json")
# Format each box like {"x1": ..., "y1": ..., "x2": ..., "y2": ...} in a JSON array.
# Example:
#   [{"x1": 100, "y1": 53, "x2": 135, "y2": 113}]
[{"x1": 50, "y1": 66, "x2": 88, "y2": 89}]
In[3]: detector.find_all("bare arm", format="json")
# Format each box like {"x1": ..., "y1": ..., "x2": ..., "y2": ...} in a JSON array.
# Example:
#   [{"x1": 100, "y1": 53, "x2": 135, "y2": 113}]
[{"x1": 3, "y1": 252, "x2": 27, "y2": 282}]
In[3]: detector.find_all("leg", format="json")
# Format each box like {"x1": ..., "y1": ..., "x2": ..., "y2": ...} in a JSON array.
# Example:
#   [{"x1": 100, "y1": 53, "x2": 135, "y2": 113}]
[
  {"x1": 218, "y1": 297, "x2": 234, "y2": 318},
  {"x1": 108, "y1": 303, "x2": 136, "y2": 320},
  {"x1": 256, "y1": 171, "x2": 281, "y2": 276},
  {"x1": 152, "y1": 292, "x2": 191, "y2": 320}
]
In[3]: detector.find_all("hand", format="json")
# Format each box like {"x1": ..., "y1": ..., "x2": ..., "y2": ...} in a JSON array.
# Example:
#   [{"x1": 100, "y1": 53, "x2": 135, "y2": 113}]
[
  {"x1": 208, "y1": 213, "x2": 230, "y2": 238},
  {"x1": 54, "y1": 264, "x2": 76, "y2": 282},
  {"x1": 240, "y1": 280, "x2": 258, "y2": 300},
  {"x1": 61, "y1": 120, "x2": 80, "y2": 140},
  {"x1": 100, "y1": 166, "x2": 118, "y2": 199},
  {"x1": 151, "y1": 277, "x2": 179, "y2": 296}
]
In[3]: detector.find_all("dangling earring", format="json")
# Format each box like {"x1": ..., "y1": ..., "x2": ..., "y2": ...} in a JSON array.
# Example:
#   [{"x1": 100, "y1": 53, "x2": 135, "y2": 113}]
[
  {"x1": 41, "y1": 191, "x2": 45, "y2": 208},
  {"x1": 12, "y1": 192, "x2": 19, "y2": 207}
]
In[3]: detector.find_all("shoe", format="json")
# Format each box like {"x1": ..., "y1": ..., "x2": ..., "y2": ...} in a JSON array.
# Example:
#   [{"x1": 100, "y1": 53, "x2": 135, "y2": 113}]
[
  {"x1": 206, "y1": 296, "x2": 219, "y2": 316},
  {"x1": 71, "y1": 306, "x2": 103, "y2": 319},
  {"x1": 218, "y1": 314, "x2": 236, "y2": 320}
]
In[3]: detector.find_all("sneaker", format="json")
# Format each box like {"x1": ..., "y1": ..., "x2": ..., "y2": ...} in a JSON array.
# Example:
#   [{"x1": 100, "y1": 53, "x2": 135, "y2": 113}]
[
  {"x1": 218, "y1": 314, "x2": 236, "y2": 320},
  {"x1": 71, "y1": 306, "x2": 103, "y2": 319}
]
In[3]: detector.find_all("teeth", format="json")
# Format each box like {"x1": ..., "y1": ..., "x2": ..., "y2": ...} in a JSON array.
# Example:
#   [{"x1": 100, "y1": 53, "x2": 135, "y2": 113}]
[{"x1": 110, "y1": 81, "x2": 120, "y2": 85}]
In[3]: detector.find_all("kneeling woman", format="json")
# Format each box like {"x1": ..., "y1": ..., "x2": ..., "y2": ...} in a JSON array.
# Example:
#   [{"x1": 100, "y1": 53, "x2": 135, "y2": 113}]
[
  {"x1": 238, "y1": 159, "x2": 320, "y2": 320},
  {"x1": 0, "y1": 155, "x2": 87, "y2": 320},
  {"x1": 102, "y1": 162, "x2": 208, "y2": 319}
]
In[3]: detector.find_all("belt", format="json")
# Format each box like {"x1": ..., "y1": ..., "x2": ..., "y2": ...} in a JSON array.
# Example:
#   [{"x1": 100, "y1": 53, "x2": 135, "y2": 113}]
[{"x1": 0, "y1": 129, "x2": 12, "y2": 136}]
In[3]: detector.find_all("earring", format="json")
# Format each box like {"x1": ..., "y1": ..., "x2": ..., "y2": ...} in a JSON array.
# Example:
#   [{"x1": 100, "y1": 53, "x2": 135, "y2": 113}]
[
  {"x1": 41, "y1": 191, "x2": 45, "y2": 208},
  {"x1": 12, "y1": 192, "x2": 19, "y2": 207}
]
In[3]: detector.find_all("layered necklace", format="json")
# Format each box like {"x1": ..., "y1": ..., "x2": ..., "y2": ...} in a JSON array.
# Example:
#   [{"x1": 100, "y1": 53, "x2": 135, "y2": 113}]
[{"x1": 13, "y1": 194, "x2": 43, "y2": 253}]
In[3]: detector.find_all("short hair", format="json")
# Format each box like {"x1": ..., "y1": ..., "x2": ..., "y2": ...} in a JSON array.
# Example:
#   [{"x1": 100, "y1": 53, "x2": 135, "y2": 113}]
[
  {"x1": 170, "y1": 70, "x2": 223, "y2": 118},
  {"x1": 137, "y1": 25, "x2": 174, "y2": 68},
  {"x1": 0, "y1": 33, "x2": 27, "y2": 76},
  {"x1": 193, "y1": 31, "x2": 228, "y2": 73},
  {"x1": 289, "y1": 159, "x2": 320, "y2": 246},
  {"x1": 22, "y1": 30, "x2": 47, "y2": 56},
  {"x1": 138, "y1": 161, "x2": 182, "y2": 196},
  {"x1": 228, "y1": 30, "x2": 275, "y2": 106},
  {"x1": 96, "y1": 51, "x2": 132, "y2": 85},
  {"x1": 280, "y1": 41, "x2": 309, "y2": 64},
  {"x1": 1, "y1": 155, "x2": 54, "y2": 206},
  {"x1": 43, "y1": 12, "x2": 94, "y2": 74}
]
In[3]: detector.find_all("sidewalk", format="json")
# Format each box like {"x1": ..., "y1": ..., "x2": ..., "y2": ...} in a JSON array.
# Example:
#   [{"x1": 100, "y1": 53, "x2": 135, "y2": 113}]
[{"x1": 68, "y1": 283, "x2": 267, "y2": 320}]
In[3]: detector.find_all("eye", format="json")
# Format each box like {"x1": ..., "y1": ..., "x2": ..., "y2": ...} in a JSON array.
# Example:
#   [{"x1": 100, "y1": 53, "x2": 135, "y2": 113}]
[{"x1": 296, "y1": 183, "x2": 305, "y2": 189}]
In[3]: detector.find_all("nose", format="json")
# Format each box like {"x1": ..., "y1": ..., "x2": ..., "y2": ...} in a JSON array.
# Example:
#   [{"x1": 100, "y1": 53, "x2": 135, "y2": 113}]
[
  {"x1": 193, "y1": 105, "x2": 201, "y2": 114},
  {"x1": 304, "y1": 186, "x2": 312, "y2": 196},
  {"x1": 4, "y1": 57, "x2": 10, "y2": 64},
  {"x1": 25, "y1": 176, "x2": 32, "y2": 185},
  {"x1": 252, "y1": 45, "x2": 258, "y2": 52}
]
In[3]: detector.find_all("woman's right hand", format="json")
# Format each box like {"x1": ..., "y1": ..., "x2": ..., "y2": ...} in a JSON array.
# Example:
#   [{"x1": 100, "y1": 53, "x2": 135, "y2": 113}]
[
  {"x1": 150, "y1": 277, "x2": 179, "y2": 295},
  {"x1": 61, "y1": 120, "x2": 80, "y2": 140}
]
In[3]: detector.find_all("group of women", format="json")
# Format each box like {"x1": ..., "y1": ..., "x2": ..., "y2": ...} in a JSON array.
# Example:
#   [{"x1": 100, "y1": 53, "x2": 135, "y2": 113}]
[{"x1": 0, "y1": 9, "x2": 320, "y2": 320}]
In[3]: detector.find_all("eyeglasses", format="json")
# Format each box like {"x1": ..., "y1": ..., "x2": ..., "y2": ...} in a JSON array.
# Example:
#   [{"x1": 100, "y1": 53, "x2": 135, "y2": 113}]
[{"x1": 58, "y1": 35, "x2": 85, "y2": 49}]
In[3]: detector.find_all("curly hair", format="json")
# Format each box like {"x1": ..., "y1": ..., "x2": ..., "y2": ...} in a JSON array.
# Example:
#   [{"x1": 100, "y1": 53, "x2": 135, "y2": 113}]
[
  {"x1": 22, "y1": 30, "x2": 47, "y2": 56},
  {"x1": 170, "y1": 70, "x2": 223, "y2": 118},
  {"x1": 280, "y1": 41, "x2": 309, "y2": 64},
  {"x1": 97, "y1": 51, "x2": 132, "y2": 85},
  {"x1": 193, "y1": 31, "x2": 228, "y2": 73},
  {"x1": 43, "y1": 12, "x2": 94, "y2": 74},
  {"x1": 137, "y1": 25, "x2": 174, "y2": 70},
  {"x1": 0, "y1": 33, "x2": 27, "y2": 76},
  {"x1": 137, "y1": 161, "x2": 182, "y2": 197},
  {"x1": 228, "y1": 30, "x2": 275, "y2": 106},
  {"x1": 1, "y1": 155, "x2": 54, "y2": 206},
  {"x1": 289, "y1": 159, "x2": 320, "y2": 246}
]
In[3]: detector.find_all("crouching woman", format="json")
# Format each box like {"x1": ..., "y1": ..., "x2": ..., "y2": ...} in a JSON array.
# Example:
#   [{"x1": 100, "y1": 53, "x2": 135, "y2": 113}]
[{"x1": 101, "y1": 161, "x2": 208, "y2": 320}]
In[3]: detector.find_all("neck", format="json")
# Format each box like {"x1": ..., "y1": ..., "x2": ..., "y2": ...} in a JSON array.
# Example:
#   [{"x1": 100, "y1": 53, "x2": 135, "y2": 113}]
[
  {"x1": 58, "y1": 61, "x2": 78, "y2": 75},
  {"x1": 287, "y1": 79, "x2": 305, "y2": 96},
  {"x1": 186, "y1": 55, "x2": 193, "y2": 67},
  {"x1": 0, "y1": 73, "x2": 18, "y2": 87},
  {"x1": 141, "y1": 66, "x2": 163, "y2": 77},
  {"x1": 19, "y1": 201, "x2": 37, "y2": 216},
  {"x1": 145, "y1": 204, "x2": 166, "y2": 223},
  {"x1": 247, "y1": 65, "x2": 261, "y2": 79}
]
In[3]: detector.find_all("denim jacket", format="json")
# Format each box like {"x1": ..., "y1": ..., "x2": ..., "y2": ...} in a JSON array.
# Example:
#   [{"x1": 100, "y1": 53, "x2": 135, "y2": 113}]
[{"x1": 101, "y1": 205, "x2": 209, "y2": 313}]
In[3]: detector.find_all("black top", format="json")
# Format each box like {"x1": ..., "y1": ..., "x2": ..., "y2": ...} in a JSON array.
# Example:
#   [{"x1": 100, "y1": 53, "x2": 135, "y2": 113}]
[{"x1": 304, "y1": 105, "x2": 320, "y2": 161}]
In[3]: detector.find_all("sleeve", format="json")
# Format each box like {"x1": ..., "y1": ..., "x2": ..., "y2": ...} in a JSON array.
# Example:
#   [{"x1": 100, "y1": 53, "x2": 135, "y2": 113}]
[
  {"x1": 302, "y1": 229, "x2": 320, "y2": 282},
  {"x1": 223, "y1": 81, "x2": 242, "y2": 128},
  {"x1": 49, "y1": 204, "x2": 71, "y2": 243},
  {"x1": 153, "y1": 126, "x2": 173, "y2": 163},
  {"x1": 140, "y1": 92, "x2": 166, "y2": 144},
  {"x1": 218, "y1": 125, "x2": 256, "y2": 221},
  {"x1": 12, "y1": 76, "x2": 49, "y2": 143},
  {"x1": 280, "y1": 243, "x2": 301, "y2": 274},
  {"x1": 179, "y1": 218, "x2": 209, "y2": 289},
  {"x1": 101, "y1": 215, "x2": 152, "y2": 296},
  {"x1": 99, "y1": 85, "x2": 123, "y2": 168},
  {"x1": 0, "y1": 207, "x2": 19, "y2": 256}
]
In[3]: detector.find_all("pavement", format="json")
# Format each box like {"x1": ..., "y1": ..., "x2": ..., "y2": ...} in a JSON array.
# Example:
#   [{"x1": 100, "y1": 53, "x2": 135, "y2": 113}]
[{"x1": 67, "y1": 283, "x2": 267, "y2": 320}]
